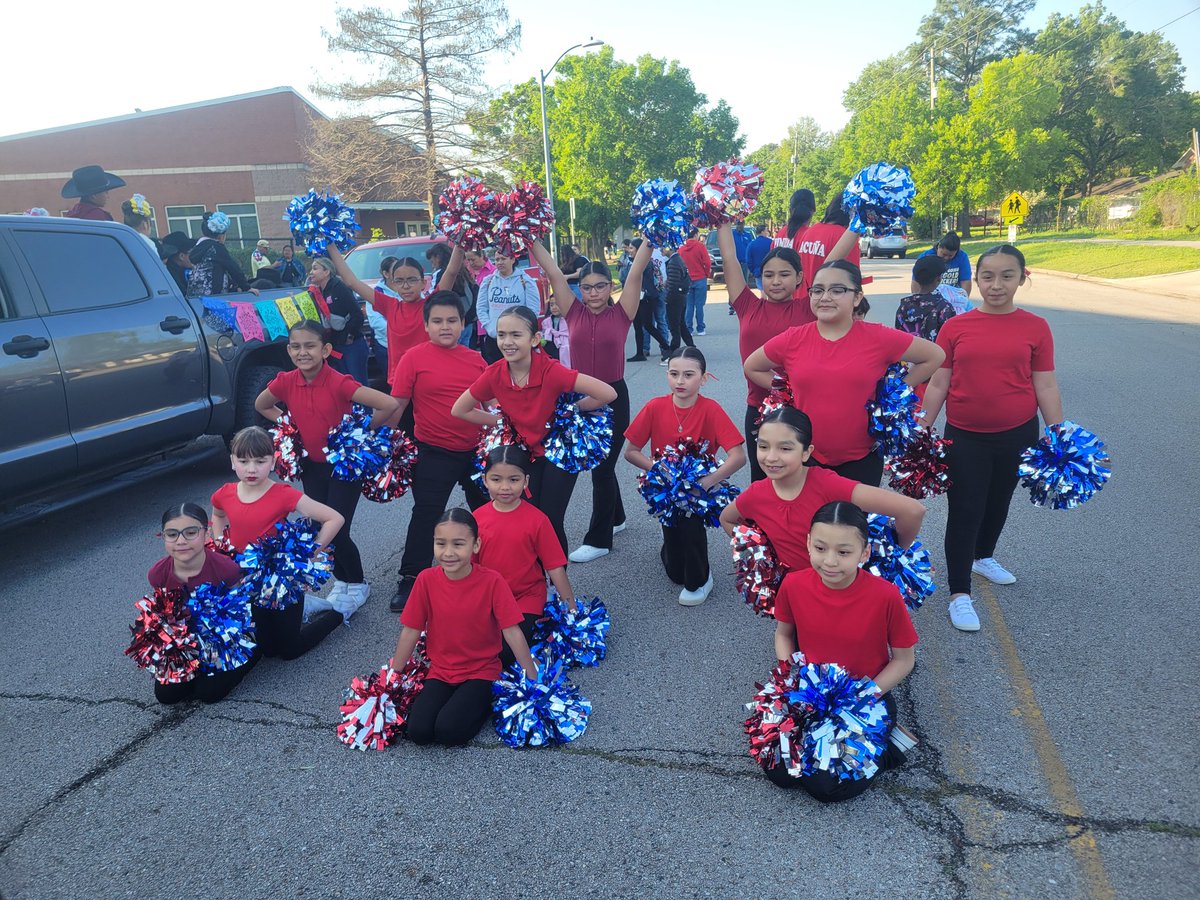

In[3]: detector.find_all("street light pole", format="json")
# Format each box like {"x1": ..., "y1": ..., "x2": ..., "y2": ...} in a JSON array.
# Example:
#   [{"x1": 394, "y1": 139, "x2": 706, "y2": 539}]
[{"x1": 539, "y1": 38, "x2": 603, "y2": 261}]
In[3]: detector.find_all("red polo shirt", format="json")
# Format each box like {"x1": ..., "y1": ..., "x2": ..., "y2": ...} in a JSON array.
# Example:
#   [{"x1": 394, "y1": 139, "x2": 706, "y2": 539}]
[
  {"x1": 625, "y1": 394, "x2": 744, "y2": 457},
  {"x1": 267, "y1": 364, "x2": 360, "y2": 463},
  {"x1": 211, "y1": 481, "x2": 302, "y2": 550},
  {"x1": 732, "y1": 286, "x2": 815, "y2": 406},
  {"x1": 372, "y1": 288, "x2": 427, "y2": 362},
  {"x1": 468, "y1": 351, "x2": 579, "y2": 457},
  {"x1": 391, "y1": 341, "x2": 487, "y2": 452},
  {"x1": 147, "y1": 548, "x2": 244, "y2": 592},
  {"x1": 731, "y1": 469, "x2": 857, "y2": 571},
  {"x1": 474, "y1": 501, "x2": 567, "y2": 615},
  {"x1": 565, "y1": 302, "x2": 632, "y2": 384}
]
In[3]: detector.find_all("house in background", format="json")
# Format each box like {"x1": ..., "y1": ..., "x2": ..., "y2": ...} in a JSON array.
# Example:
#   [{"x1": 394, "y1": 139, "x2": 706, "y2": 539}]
[{"x1": 0, "y1": 87, "x2": 431, "y2": 245}]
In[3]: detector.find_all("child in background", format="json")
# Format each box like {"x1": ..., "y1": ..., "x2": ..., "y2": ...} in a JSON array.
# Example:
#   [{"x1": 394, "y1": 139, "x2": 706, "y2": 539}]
[
  {"x1": 210, "y1": 426, "x2": 345, "y2": 660},
  {"x1": 541, "y1": 297, "x2": 571, "y2": 365},
  {"x1": 763, "y1": 501, "x2": 918, "y2": 803},
  {"x1": 852, "y1": 296, "x2": 870, "y2": 321},
  {"x1": 391, "y1": 508, "x2": 538, "y2": 746},
  {"x1": 624, "y1": 347, "x2": 747, "y2": 606},
  {"x1": 896, "y1": 255, "x2": 956, "y2": 343}
]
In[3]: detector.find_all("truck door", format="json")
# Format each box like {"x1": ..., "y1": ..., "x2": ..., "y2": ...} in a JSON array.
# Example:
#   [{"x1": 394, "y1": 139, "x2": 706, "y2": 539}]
[{"x1": 9, "y1": 226, "x2": 209, "y2": 471}]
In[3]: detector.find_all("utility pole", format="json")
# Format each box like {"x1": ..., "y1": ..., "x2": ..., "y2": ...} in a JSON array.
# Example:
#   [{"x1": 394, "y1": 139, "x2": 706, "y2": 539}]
[
  {"x1": 928, "y1": 47, "x2": 937, "y2": 110},
  {"x1": 1193, "y1": 128, "x2": 1199, "y2": 180}
]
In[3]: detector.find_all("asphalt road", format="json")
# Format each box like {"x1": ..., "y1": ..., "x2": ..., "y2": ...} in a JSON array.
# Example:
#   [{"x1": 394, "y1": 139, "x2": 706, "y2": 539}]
[{"x1": 2, "y1": 259, "x2": 1197, "y2": 899}]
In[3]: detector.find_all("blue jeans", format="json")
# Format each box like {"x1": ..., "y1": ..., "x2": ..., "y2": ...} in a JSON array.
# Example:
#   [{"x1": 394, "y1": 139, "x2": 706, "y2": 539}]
[
  {"x1": 686, "y1": 278, "x2": 708, "y2": 332},
  {"x1": 332, "y1": 335, "x2": 369, "y2": 385},
  {"x1": 642, "y1": 296, "x2": 670, "y2": 355}
]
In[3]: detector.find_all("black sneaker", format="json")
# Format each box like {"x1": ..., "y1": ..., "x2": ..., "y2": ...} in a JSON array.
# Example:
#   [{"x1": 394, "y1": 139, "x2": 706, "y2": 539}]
[
  {"x1": 389, "y1": 576, "x2": 416, "y2": 613},
  {"x1": 626, "y1": 354, "x2": 646, "y2": 362}
]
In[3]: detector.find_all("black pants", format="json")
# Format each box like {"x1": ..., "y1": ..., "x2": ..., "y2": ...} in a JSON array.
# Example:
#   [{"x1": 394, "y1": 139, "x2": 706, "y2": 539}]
[
  {"x1": 528, "y1": 456, "x2": 578, "y2": 553},
  {"x1": 666, "y1": 290, "x2": 694, "y2": 351},
  {"x1": 745, "y1": 404, "x2": 766, "y2": 482},
  {"x1": 499, "y1": 612, "x2": 540, "y2": 669},
  {"x1": 481, "y1": 336, "x2": 503, "y2": 364},
  {"x1": 633, "y1": 293, "x2": 669, "y2": 358},
  {"x1": 808, "y1": 451, "x2": 884, "y2": 487},
  {"x1": 406, "y1": 678, "x2": 494, "y2": 746},
  {"x1": 253, "y1": 603, "x2": 343, "y2": 660},
  {"x1": 762, "y1": 694, "x2": 904, "y2": 802},
  {"x1": 399, "y1": 442, "x2": 487, "y2": 580},
  {"x1": 660, "y1": 514, "x2": 709, "y2": 591},
  {"x1": 153, "y1": 647, "x2": 260, "y2": 705},
  {"x1": 944, "y1": 417, "x2": 1039, "y2": 594},
  {"x1": 301, "y1": 461, "x2": 364, "y2": 583},
  {"x1": 582, "y1": 379, "x2": 629, "y2": 549}
]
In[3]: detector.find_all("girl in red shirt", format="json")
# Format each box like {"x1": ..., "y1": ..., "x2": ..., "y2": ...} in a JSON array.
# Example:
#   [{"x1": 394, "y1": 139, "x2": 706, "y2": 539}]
[
  {"x1": 763, "y1": 501, "x2": 918, "y2": 803},
  {"x1": 452, "y1": 305, "x2": 617, "y2": 553},
  {"x1": 392, "y1": 508, "x2": 538, "y2": 746},
  {"x1": 210, "y1": 426, "x2": 345, "y2": 660},
  {"x1": 475, "y1": 445, "x2": 577, "y2": 660},
  {"x1": 147, "y1": 502, "x2": 254, "y2": 705},
  {"x1": 255, "y1": 320, "x2": 399, "y2": 619},
  {"x1": 743, "y1": 260, "x2": 944, "y2": 486},
  {"x1": 720, "y1": 408, "x2": 925, "y2": 573},
  {"x1": 920, "y1": 245, "x2": 1064, "y2": 634},
  {"x1": 624, "y1": 347, "x2": 747, "y2": 606}
]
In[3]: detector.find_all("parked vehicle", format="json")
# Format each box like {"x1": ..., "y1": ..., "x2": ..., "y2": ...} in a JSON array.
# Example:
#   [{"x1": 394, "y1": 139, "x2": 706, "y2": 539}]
[
  {"x1": 859, "y1": 231, "x2": 908, "y2": 259},
  {"x1": 0, "y1": 215, "x2": 306, "y2": 524},
  {"x1": 703, "y1": 230, "x2": 724, "y2": 282}
]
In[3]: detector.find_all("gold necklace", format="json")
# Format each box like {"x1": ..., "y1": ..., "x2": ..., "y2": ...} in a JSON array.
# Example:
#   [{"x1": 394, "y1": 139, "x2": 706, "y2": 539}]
[{"x1": 672, "y1": 400, "x2": 696, "y2": 434}]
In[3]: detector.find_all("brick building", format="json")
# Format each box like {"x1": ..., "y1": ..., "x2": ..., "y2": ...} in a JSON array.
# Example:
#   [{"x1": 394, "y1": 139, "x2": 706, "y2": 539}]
[{"x1": 0, "y1": 87, "x2": 431, "y2": 246}]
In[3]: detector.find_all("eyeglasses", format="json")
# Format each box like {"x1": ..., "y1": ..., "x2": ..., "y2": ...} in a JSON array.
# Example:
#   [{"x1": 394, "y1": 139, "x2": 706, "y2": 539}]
[
  {"x1": 159, "y1": 526, "x2": 204, "y2": 542},
  {"x1": 393, "y1": 277, "x2": 423, "y2": 287},
  {"x1": 580, "y1": 283, "x2": 610, "y2": 293},
  {"x1": 808, "y1": 286, "x2": 857, "y2": 299}
]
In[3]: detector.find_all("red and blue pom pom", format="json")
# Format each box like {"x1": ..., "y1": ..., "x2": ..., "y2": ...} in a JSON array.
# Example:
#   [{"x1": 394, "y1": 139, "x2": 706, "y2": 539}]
[
  {"x1": 206, "y1": 534, "x2": 237, "y2": 560},
  {"x1": 744, "y1": 652, "x2": 809, "y2": 773},
  {"x1": 864, "y1": 513, "x2": 936, "y2": 610},
  {"x1": 361, "y1": 429, "x2": 418, "y2": 503},
  {"x1": 543, "y1": 392, "x2": 613, "y2": 474},
  {"x1": 637, "y1": 438, "x2": 740, "y2": 528},
  {"x1": 436, "y1": 177, "x2": 499, "y2": 251},
  {"x1": 535, "y1": 592, "x2": 611, "y2": 668},
  {"x1": 630, "y1": 178, "x2": 693, "y2": 250},
  {"x1": 755, "y1": 372, "x2": 794, "y2": 426},
  {"x1": 867, "y1": 363, "x2": 920, "y2": 459},
  {"x1": 886, "y1": 425, "x2": 952, "y2": 499},
  {"x1": 731, "y1": 522, "x2": 786, "y2": 618},
  {"x1": 186, "y1": 582, "x2": 257, "y2": 672},
  {"x1": 691, "y1": 160, "x2": 764, "y2": 228},
  {"x1": 491, "y1": 181, "x2": 554, "y2": 259},
  {"x1": 492, "y1": 648, "x2": 591, "y2": 748},
  {"x1": 1018, "y1": 420, "x2": 1112, "y2": 510},
  {"x1": 271, "y1": 413, "x2": 305, "y2": 481},
  {"x1": 471, "y1": 407, "x2": 526, "y2": 490},
  {"x1": 125, "y1": 587, "x2": 200, "y2": 684},
  {"x1": 338, "y1": 656, "x2": 429, "y2": 751},
  {"x1": 286, "y1": 189, "x2": 360, "y2": 256},
  {"x1": 325, "y1": 404, "x2": 394, "y2": 483},
  {"x1": 842, "y1": 163, "x2": 916, "y2": 236},
  {"x1": 237, "y1": 518, "x2": 334, "y2": 610},
  {"x1": 789, "y1": 661, "x2": 891, "y2": 781}
]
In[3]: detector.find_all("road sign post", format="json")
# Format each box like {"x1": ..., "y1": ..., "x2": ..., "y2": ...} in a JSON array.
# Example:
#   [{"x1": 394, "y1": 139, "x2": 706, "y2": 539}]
[{"x1": 1008, "y1": 224, "x2": 1018, "y2": 243}]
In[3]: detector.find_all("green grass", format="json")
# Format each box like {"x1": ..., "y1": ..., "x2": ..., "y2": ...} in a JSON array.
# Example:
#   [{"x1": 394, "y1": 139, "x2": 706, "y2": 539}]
[{"x1": 949, "y1": 238, "x2": 1200, "y2": 277}]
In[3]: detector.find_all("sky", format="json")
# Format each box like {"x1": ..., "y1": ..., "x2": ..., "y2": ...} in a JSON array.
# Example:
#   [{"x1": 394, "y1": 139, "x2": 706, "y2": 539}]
[{"x1": 8, "y1": 0, "x2": 1198, "y2": 152}]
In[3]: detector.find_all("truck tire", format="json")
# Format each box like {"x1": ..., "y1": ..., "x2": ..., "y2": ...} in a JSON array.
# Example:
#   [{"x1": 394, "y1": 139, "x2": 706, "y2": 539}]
[{"x1": 233, "y1": 364, "x2": 282, "y2": 438}]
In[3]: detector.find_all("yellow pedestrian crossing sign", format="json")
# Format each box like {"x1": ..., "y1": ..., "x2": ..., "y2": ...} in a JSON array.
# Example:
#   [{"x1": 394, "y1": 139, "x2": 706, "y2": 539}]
[{"x1": 1001, "y1": 191, "x2": 1031, "y2": 225}]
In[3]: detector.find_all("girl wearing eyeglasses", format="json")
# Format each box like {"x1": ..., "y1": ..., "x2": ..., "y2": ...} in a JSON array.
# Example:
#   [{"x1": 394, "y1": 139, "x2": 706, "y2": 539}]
[{"x1": 743, "y1": 260, "x2": 944, "y2": 486}]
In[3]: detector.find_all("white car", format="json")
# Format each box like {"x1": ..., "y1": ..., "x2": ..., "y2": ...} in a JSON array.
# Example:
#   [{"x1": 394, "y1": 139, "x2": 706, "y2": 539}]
[{"x1": 859, "y1": 232, "x2": 908, "y2": 259}]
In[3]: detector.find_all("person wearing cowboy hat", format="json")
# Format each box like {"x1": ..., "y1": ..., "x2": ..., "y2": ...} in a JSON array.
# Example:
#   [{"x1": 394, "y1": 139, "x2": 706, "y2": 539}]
[
  {"x1": 250, "y1": 239, "x2": 272, "y2": 277},
  {"x1": 61, "y1": 165, "x2": 127, "y2": 221},
  {"x1": 159, "y1": 231, "x2": 197, "y2": 295}
]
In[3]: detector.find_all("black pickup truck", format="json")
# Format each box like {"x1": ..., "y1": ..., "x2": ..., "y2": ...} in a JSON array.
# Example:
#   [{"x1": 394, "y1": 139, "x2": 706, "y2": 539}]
[{"x1": 0, "y1": 215, "x2": 299, "y2": 524}]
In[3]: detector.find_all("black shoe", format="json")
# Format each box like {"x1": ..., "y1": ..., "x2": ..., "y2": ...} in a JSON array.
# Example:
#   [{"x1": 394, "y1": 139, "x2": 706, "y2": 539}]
[
  {"x1": 390, "y1": 576, "x2": 416, "y2": 613},
  {"x1": 626, "y1": 354, "x2": 646, "y2": 362}
]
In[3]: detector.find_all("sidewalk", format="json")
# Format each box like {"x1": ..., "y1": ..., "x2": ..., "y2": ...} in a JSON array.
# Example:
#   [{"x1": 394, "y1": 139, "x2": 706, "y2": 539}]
[{"x1": 1032, "y1": 266, "x2": 1199, "y2": 301}]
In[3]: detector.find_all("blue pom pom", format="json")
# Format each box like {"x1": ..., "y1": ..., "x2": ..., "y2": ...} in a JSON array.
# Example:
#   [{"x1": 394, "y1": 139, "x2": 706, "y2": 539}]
[
  {"x1": 1018, "y1": 420, "x2": 1112, "y2": 510},
  {"x1": 864, "y1": 514, "x2": 936, "y2": 610},
  {"x1": 492, "y1": 648, "x2": 591, "y2": 747},
  {"x1": 637, "y1": 439, "x2": 740, "y2": 528},
  {"x1": 237, "y1": 518, "x2": 334, "y2": 610},
  {"x1": 842, "y1": 163, "x2": 916, "y2": 236},
  {"x1": 789, "y1": 661, "x2": 891, "y2": 781},
  {"x1": 186, "y1": 582, "x2": 257, "y2": 672},
  {"x1": 535, "y1": 593, "x2": 611, "y2": 668},
  {"x1": 324, "y1": 404, "x2": 393, "y2": 482},
  {"x1": 543, "y1": 392, "x2": 613, "y2": 474},
  {"x1": 867, "y1": 363, "x2": 920, "y2": 458},
  {"x1": 285, "y1": 189, "x2": 360, "y2": 257},
  {"x1": 630, "y1": 179, "x2": 693, "y2": 250}
]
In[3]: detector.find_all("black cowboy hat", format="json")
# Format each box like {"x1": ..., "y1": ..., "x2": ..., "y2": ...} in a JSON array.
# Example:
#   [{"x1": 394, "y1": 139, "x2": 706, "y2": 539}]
[
  {"x1": 61, "y1": 165, "x2": 127, "y2": 199},
  {"x1": 158, "y1": 230, "x2": 197, "y2": 259}
]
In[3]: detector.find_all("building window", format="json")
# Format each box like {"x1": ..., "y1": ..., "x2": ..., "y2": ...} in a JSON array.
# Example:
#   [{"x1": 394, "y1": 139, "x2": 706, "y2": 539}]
[
  {"x1": 217, "y1": 203, "x2": 260, "y2": 248},
  {"x1": 166, "y1": 205, "x2": 206, "y2": 239}
]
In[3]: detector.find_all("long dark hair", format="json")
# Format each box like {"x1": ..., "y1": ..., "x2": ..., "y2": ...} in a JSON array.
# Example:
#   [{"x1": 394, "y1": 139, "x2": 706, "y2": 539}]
[
  {"x1": 786, "y1": 189, "x2": 816, "y2": 240},
  {"x1": 810, "y1": 500, "x2": 870, "y2": 545},
  {"x1": 436, "y1": 507, "x2": 479, "y2": 538}
]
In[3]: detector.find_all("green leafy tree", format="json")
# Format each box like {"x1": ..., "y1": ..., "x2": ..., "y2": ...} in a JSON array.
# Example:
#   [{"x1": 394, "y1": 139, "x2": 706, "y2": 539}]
[{"x1": 915, "y1": 0, "x2": 1035, "y2": 96}]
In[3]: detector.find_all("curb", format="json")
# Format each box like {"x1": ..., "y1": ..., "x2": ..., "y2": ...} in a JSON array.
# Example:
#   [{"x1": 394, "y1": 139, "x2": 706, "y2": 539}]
[{"x1": 1031, "y1": 267, "x2": 1198, "y2": 301}]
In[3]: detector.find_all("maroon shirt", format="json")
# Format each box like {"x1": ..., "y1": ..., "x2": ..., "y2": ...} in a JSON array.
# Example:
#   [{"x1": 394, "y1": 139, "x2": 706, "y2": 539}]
[
  {"x1": 147, "y1": 548, "x2": 243, "y2": 592},
  {"x1": 65, "y1": 201, "x2": 113, "y2": 221},
  {"x1": 565, "y1": 302, "x2": 632, "y2": 384}
]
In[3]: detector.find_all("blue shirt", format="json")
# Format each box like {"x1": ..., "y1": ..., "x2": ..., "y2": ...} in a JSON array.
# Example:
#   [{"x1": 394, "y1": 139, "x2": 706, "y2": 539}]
[
  {"x1": 732, "y1": 228, "x2": 754, "y2": 263},
  {"x1": 915, "y1": 249, "x2": 972, "y2": 288},
  {"x1": 746, "y1": 235, "x2": 773, "y2": 277}
]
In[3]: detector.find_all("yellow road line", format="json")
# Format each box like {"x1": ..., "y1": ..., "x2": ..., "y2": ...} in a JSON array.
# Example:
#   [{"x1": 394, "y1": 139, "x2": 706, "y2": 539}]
[{"x1": 976, "y1": 580, "x2": 1116, "y2": 900}]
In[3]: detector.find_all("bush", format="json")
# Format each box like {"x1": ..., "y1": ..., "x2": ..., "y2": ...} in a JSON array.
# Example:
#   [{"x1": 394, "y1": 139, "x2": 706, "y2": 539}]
[{"x1": 1138, "y1": 176, "x2": 1200, "y2": 229}]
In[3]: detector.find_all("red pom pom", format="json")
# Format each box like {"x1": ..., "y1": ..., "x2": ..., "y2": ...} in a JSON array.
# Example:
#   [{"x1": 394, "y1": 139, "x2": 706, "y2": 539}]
[
  {"x1": 205, "y1": 535, "x2": 238, "y2": 559},
  {"x1": 886, "y1": 426, "x2": 952, "y2": 499},
  {"x1": 692, "y1": 159, "x2": 765, "y2": 228},
  {"x1": 756, "y1": 372, "x2": 794, "y2": 425},
  {"x1": 732, "y1": 522, "x2": 787, "y2": 618},
  {"x1": 744, "y1": 653, "x2": 810, "y2": 772},
  {"x1": 337, "y1": 657, "x2": 429, "y2": 751},
  {"x1": 271, "y1": 413, "x2": 306, "y2": 481},
  {"x1": 361, "y1": 430, "x2": 419, "y2": 503},
  {"x1": 436, "y1": 178, "x2": 500, "y2": 250},
  {"x1": 125, "y1": 588, "x2": 200, "y2": 683},
  {"x1": 491, "y1": 181, "x2": 554, "y2": 259}
]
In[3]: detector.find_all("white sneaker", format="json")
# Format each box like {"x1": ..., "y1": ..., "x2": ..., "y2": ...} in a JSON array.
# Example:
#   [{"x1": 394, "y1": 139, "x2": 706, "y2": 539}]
[
  {"x1": 612, "y1": 522, "x2": 627, "y2": 535},
  {"x1": 695, "y1": 328, "x2": 707, "y2": 336},
  {"x1": 889, "y1": 724, "x2": 919, "y2": 753},
  {"x1": 569, "y1": 544, "x2": 610, "y2": 563},
  {"x1": 302, "y1": 592, "x2": 334, "y2": 622},
  {"x1": 331, "y1": 582, "x2": 370, "y2": 621},
  {"x1": 972, "y1": 557, "x2": 1016, "y2": 585},
  {"x1": 678, "y1": 573, "x2": 714, "y2": 606},
  {"x1": 948, "y1": 595, "x2": 980, "y2": 632}
]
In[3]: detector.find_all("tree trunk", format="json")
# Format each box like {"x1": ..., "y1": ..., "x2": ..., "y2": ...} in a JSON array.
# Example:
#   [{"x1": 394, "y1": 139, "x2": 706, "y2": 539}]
[
  {"x1": 959, "y1": 194, "x2": 972, "y2": 239},
  {"x1": 419, "y1": 27, "x2": 438, "y2": 227}
]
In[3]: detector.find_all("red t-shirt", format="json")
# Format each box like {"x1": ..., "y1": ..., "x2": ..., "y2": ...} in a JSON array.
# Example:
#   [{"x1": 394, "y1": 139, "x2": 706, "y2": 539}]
[
  {"x1": 468, "y1": 351, "x2": 579, "y2": 457},
  {"x1": 565, "y1": 302, "x2": 632, "y2": 384},
  {"x1": 147, "y1": 548, "x2": 243, "y2": 592},
  {"x1": 399, "y1": 564, "x2": 524, "y2": 683},
  {"x1": 763, "y1": 321, "x2": 913, "y2": 465},
  {"x1": 474, "y1": 501, "x2": 567, "y2": 615},
  {"x1": 211, "y1": 481, "x2": 302, "y2": 550},
  {"x1": 732, "y1": 286, "x2": 815, "y2": 406},
  {"x1": 936, "y1": 308, "x2": 1055, "y2": 433},
  {"x1": 793, "y1": 222, "x2": 861, "y2": 289},
  {"x1": 267, "y1": 364, "x2": 360, "y2": 464},
  {"x1": 732, "y1": 468, "x2": 857, "y2": 571},
  {"x1": 775, "y1": 567, "x2": 918, "y2": 681},
  {"x1": 372, "y1": 287, "x2": 427, "y2": 362},
  {"x1": 391, "y1": 341, "x2": 487, "y2": 452},
  {"x1": 678, "y1": 238, "x2": 712, "y2": 280},
  {"x1": 772, "y1": 224, "x2": 807, "y2": 249},
  {"x1": 625, "y1": 394, "x2": 744, "y2": 457}
]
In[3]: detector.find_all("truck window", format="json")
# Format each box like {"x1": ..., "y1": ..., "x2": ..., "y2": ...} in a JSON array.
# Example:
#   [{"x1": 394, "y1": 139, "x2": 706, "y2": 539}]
[{"x1": 13, "y1": 230, "x2": 150, "y2": 314}]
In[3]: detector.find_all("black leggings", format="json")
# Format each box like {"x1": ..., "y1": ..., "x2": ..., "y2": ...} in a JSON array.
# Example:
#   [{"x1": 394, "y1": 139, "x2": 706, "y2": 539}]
[
  {"x1": 301, "y1": 461, "x2": 364, "y2": 583},
  {"x1": 808, "y1": 451, "x2": 885, "y2": 487},
  {"x1": 400, "y1": 442, "x2": 487, "y2": 580},
  {"x1": 527, "y1": 456, "x2": 578, "y2": 553},
  {"x1": 582, "y1": 379, "x2": 629, "y2": 549},
  {"x1": 762, "y1": 694, "x2": 904, "y2": 802},
  {"x1": 660, "y1": 514, "x2": 710, "y2": 591},
  {"x1": 745, "y1": 404, "x2": 766, "y2": 482},
  {"x1": 153, "y1": 648, "x2": 260, "y2": 705},
  {"x1": 666, "y1": 290, "x2": 694, "y2": 351},
  {"x1": 253, "y1": 603, "x2": 343, "y2": 660},
  {"x1": 406, "y1": 678, "x2": 494, "y2": 746},
  {"x1": 499, "y1": 612, "x2": 540, "y2": 670},
  {"x1": 944, "y1": 417, "x2": 1039, "y2": 595},
  {"x1": 633, "y1": 294, "x2": 669, "y2": 357}
]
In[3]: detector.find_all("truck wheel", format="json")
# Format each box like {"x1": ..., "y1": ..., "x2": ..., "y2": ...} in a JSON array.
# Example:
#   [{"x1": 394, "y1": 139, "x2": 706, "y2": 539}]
[
  {"x1": 233, "y1": 364, "x2": 282, "y2": 438},
  {"x1": 899, "y1": 250, "x2": 907, "y2": 259}
]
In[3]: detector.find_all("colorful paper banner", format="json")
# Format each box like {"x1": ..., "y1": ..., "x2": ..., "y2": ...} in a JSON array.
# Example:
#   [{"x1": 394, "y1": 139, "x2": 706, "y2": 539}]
[
  {"x1": 255, "y1": 299, "x2": 289, "y2": 340},
  {"x1": 233, "y1": 302, "x2": 265, "y2": 342},
  {"x1": 274, "y1": 295, "x2": 302, "y2": 328}
]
